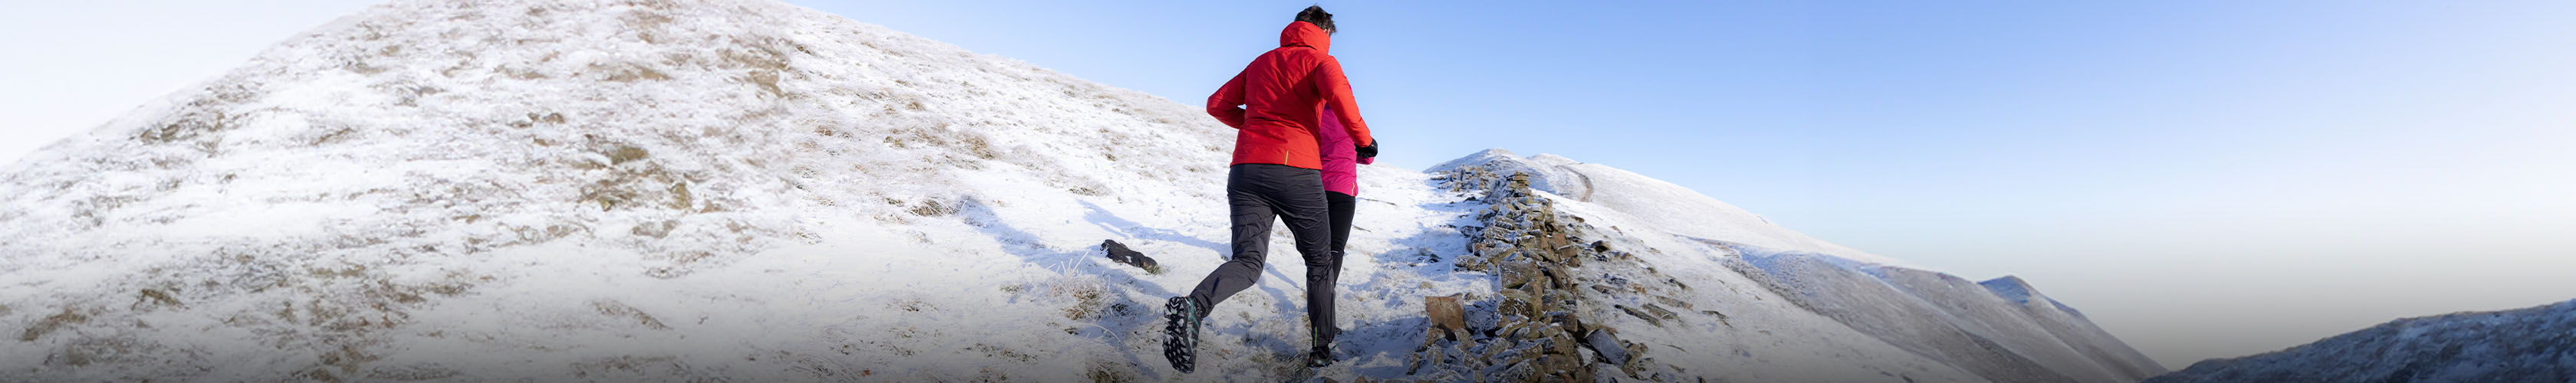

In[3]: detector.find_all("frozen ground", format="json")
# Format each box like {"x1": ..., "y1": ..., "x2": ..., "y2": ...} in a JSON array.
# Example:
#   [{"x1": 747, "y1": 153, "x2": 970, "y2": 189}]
[{"x1": 0, "y1": 1, "x2": 2160, "y2": 381}]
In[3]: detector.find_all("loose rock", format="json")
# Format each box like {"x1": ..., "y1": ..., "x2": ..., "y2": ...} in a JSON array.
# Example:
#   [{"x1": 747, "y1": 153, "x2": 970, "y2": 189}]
[
  {"x1": 1427, "y1": 295, "x2": 1466, "y2": 340},
  {"x1": 1097, "y1": 240, "x2": 1158, "y2": 273}
]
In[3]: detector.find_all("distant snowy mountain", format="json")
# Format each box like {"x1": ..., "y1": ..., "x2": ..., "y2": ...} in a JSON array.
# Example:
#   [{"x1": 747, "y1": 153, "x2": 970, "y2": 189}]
[
  {"x1": 0, "y1": 1, "x2": 2158, "y2": 382},
  {"x1": 2144, "y1": 299, "x2": 2576, "y2": 383}
]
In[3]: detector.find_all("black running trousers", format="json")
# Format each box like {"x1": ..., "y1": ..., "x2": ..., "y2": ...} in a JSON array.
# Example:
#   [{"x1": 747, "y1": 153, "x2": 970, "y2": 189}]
[{"x1": 1186, "y1": 164, "x2": 1346, "y2": 341}]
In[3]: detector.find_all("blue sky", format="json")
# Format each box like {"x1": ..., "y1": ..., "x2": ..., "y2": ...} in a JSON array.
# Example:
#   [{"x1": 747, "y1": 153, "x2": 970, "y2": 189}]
[{"x1": 5, "y1": 1, "x2": 2571, "y2": 369}]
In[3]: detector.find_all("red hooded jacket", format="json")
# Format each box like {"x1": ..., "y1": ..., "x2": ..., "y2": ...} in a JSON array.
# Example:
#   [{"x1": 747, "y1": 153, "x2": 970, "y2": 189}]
[{"x1": 1208, "y1": 21, "x2": 1375, "y2": 170}]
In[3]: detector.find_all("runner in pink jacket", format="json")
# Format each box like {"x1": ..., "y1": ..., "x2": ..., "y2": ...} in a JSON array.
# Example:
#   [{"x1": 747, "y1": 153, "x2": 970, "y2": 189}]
[
  {"x1": 1313, "y1": 107, "x2": 1370, "y2": 350},
  {"x1": 1316, "y1": 108, "x2": 1372, "y2": 197}
]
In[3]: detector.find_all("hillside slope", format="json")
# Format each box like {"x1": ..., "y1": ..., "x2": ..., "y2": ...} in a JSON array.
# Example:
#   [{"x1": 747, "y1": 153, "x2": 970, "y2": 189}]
[
  {"x1": 1434, "y1": 151, "x2": 2167, "y2": 383},
  {"x1": 2, "y1": 1, "x2": 2154, "y2": 382}
]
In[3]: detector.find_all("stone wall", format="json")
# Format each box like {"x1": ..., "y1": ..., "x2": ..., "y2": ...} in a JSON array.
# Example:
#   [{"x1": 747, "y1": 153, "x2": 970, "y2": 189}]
[{"x1": 1405, "y1": 165, "x2": 1670, "y2": 382}]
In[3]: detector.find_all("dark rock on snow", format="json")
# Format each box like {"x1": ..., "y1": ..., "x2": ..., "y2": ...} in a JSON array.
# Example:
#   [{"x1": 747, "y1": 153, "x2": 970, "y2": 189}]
[{"x1": 1099, "y1": 240, "x2": 1158, "y2": 272}]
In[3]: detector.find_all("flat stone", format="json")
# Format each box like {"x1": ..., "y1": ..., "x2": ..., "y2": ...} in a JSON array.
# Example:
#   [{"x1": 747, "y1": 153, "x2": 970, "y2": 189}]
[
  {"x1": 1583, "y1": 329, "x2": 1628, "y2": 365},
  {"x1": 1615, "y1": 305, "x2": 1661, "y2": 326},
  {"x1": 1454, "y1": 254, "x2": 1491, "y2": 272},
  {"x1": 1500, "y1": 261, "x2": 1540, "y2": 290},
  {"x1": 1560, "y1": 311, "x2": 1590, "y2": 334},
  {"x1": 1641, "y1": 303, "x2": 1679, "y2": 321},
  {"x1": 1426, "y1": 295, "x2": 1466, "y2": 336},
  {"x1": 1496, "y1": 360, "x2": 1537, "y2": 383},
  {"x1": 1550, "y1": 334, "x2": 1579, "y2": 361},
  {"x1": 1500, "y1": 321, "x2": 1531, "y2": 339},
  {"x1": 1543, "y1": 289, "x2": 1576, "y2": 312},
  {"x1": 1498, "y1": 290, "x2": 1537, "y2": 319},
  {"x1": 1546, "y1": 264, "x2": 1575, "y2": 290},
  {"x1": 1533, "y1": 322, "x2": 1566, "y2": 340},
  {"x1": 1653, "y1": 296, "x2": 1692, "y2": 310}
]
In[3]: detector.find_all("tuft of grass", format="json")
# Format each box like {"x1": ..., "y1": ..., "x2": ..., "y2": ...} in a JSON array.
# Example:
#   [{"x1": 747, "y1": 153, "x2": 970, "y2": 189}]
[
  {"x1": 630, "y1": 220, "x2": 678, "y2": 239},
  {"x1": 667, "y1": 182, "x2": 692, "y2": 209},
  {"x1": 906, "y1": 199, "x2": 955, "y2": 217},
  {"x1": 21, "y1": 307, "x2": 90, "y2": 342},
  {"x1": 748, "y1": 70, "x2": 784, "y2": 97},
  {"x1": 596, "y1": 63, "x2": 671, "y2": 82},
  {"x1": 592, "y1": 300, "x2": 670, "y2": 330},
  {"x1": 1068, "y1": 185, "x2": 1106, "y2": 197},
  {"x1": 608, "y1": 146, "x2": 649, "y2": 165},
  {"x1": 137, "y1": 289, "x2": 183, "y2": 308},
  {"x1": 1086, "y1": 361, "x2": 1138, "y2": 383},
  {"x1": 138, "y1": 110, "x2": 235, "y2": 144},
  {"x1": 497, "y1": 65, "x2": 548, "y2": 80},
  {"x1": 310, "y1": 127, "x2": 356, "y2": 146},
  {"x1": 1060, "y1": 283, "x2": 1110, "y2": 321}
]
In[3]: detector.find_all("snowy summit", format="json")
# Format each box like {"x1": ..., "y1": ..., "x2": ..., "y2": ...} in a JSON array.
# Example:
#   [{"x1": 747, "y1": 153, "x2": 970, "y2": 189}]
[{"x1": 1, "y1": 1, "x2": 2161, "y2": 381}]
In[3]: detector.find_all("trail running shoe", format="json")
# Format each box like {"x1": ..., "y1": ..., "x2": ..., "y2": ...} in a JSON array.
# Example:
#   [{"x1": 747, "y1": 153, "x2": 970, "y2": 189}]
[
  {"x1": 1306, "y1": 346, "x2": 1336, "y2": 368},
  {"x1": 1306, "y1": 327, "x2": 1336, "y2": 368},
  {"x1": 1162, "y1": 296, "x2": 1201, "y2": 373}
]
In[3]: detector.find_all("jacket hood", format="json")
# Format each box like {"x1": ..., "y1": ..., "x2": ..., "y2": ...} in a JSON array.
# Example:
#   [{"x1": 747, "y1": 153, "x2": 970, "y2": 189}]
[{"x1": 1279, "y1": 21, "x2": 1330, "y2": 53}]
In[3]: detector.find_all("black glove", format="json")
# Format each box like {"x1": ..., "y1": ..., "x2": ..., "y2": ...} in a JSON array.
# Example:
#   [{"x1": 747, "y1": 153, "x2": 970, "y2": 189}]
[{"x1": 1356, "y1": 140, "x2": 1379, "y2": 159}]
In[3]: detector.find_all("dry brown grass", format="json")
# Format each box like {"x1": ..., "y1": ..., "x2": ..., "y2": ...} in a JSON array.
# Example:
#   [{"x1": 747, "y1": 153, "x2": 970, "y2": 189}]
[
  {"x1": 19, "y1": 307, "x2": 90, "y2": 342},
  {"x1": 593, "y1": 63, "x2": 672, "y2": 82},
  {"x1": 590, "y1": 300, "x2": 670, "y2": 330}
]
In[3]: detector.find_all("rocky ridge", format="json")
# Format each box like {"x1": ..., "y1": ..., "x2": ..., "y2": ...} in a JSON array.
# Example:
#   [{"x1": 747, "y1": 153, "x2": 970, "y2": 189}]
[{"x1": 1401, "y1": 165, "x2": 1737, "y2": 382}]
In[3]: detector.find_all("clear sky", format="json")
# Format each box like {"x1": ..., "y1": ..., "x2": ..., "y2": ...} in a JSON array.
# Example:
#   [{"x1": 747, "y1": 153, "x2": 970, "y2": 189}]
[{"x1": 4, "y1": 0, "x2": 2571, "y2": 370}]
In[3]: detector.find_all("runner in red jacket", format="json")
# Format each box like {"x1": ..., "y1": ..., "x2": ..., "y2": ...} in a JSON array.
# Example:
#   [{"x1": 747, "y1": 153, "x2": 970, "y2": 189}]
[
  {"x1": 1204, "y1": 17, "x2": 1375, "y2": 169},
  {"x1": 1165, "y1": 6, "x2": 1380, "y2": 373}
]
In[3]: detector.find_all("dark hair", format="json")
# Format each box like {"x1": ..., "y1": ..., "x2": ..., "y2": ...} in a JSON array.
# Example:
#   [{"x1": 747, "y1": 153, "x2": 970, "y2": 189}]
[{"x1": 1296, "y1": 5, "x2": 1336, "y2": 34}]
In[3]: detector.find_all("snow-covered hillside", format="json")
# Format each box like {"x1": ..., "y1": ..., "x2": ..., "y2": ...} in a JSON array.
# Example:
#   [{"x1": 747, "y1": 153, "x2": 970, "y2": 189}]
[
  {"x1": 2143, "y1": 299, "x2": 2576, "y2": 383},
  {"x1": 1431, "y1": 151, "x2": 2166, "y2": 383},
  {"x1": 1, "y1": 1, "x2": 2157, "y2": 382},
  {"x1": 1430, "y1": 150, "x2": 1908, "y2": 268}
]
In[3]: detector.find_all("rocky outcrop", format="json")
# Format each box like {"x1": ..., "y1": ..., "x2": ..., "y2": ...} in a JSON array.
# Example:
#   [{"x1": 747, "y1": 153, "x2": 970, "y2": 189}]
[
  {"x1": 1408, "y1": 167, "x2": 1670, "y2": 382},
  {"x1": 1419, "y1": 151, "x2": 2168, "y2": 383}
]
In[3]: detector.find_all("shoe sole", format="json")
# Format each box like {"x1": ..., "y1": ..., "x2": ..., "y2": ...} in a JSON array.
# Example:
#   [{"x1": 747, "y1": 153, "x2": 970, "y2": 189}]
[{"x1": 1162, "y1": 297, "x2": 1196, "y2": 373}]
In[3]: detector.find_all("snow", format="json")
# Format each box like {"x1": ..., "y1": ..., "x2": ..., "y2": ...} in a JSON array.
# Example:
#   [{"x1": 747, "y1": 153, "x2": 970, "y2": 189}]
[
  {"x1": 1481, "y1": 183, "x2": 1990, "y2": 383},
  {"x1": 1431, "y1": 151, "x2": 2164, "y2": 382},
  {"x1": 1431, "y1": 149, "x2": 1920, "y2": 269},
  {"x1": 0, "y1": 0, "x2": 2159, "y2": 381}
]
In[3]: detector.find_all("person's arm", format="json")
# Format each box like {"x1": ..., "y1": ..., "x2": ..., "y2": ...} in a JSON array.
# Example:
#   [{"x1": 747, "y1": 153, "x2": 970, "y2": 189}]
[
  {"x1": 1206, "y1": 70, "x2": 1248, "y2": 129},
  {"x1": 1315, "y1": 57, "x2": 1374, "y2": 148}
]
